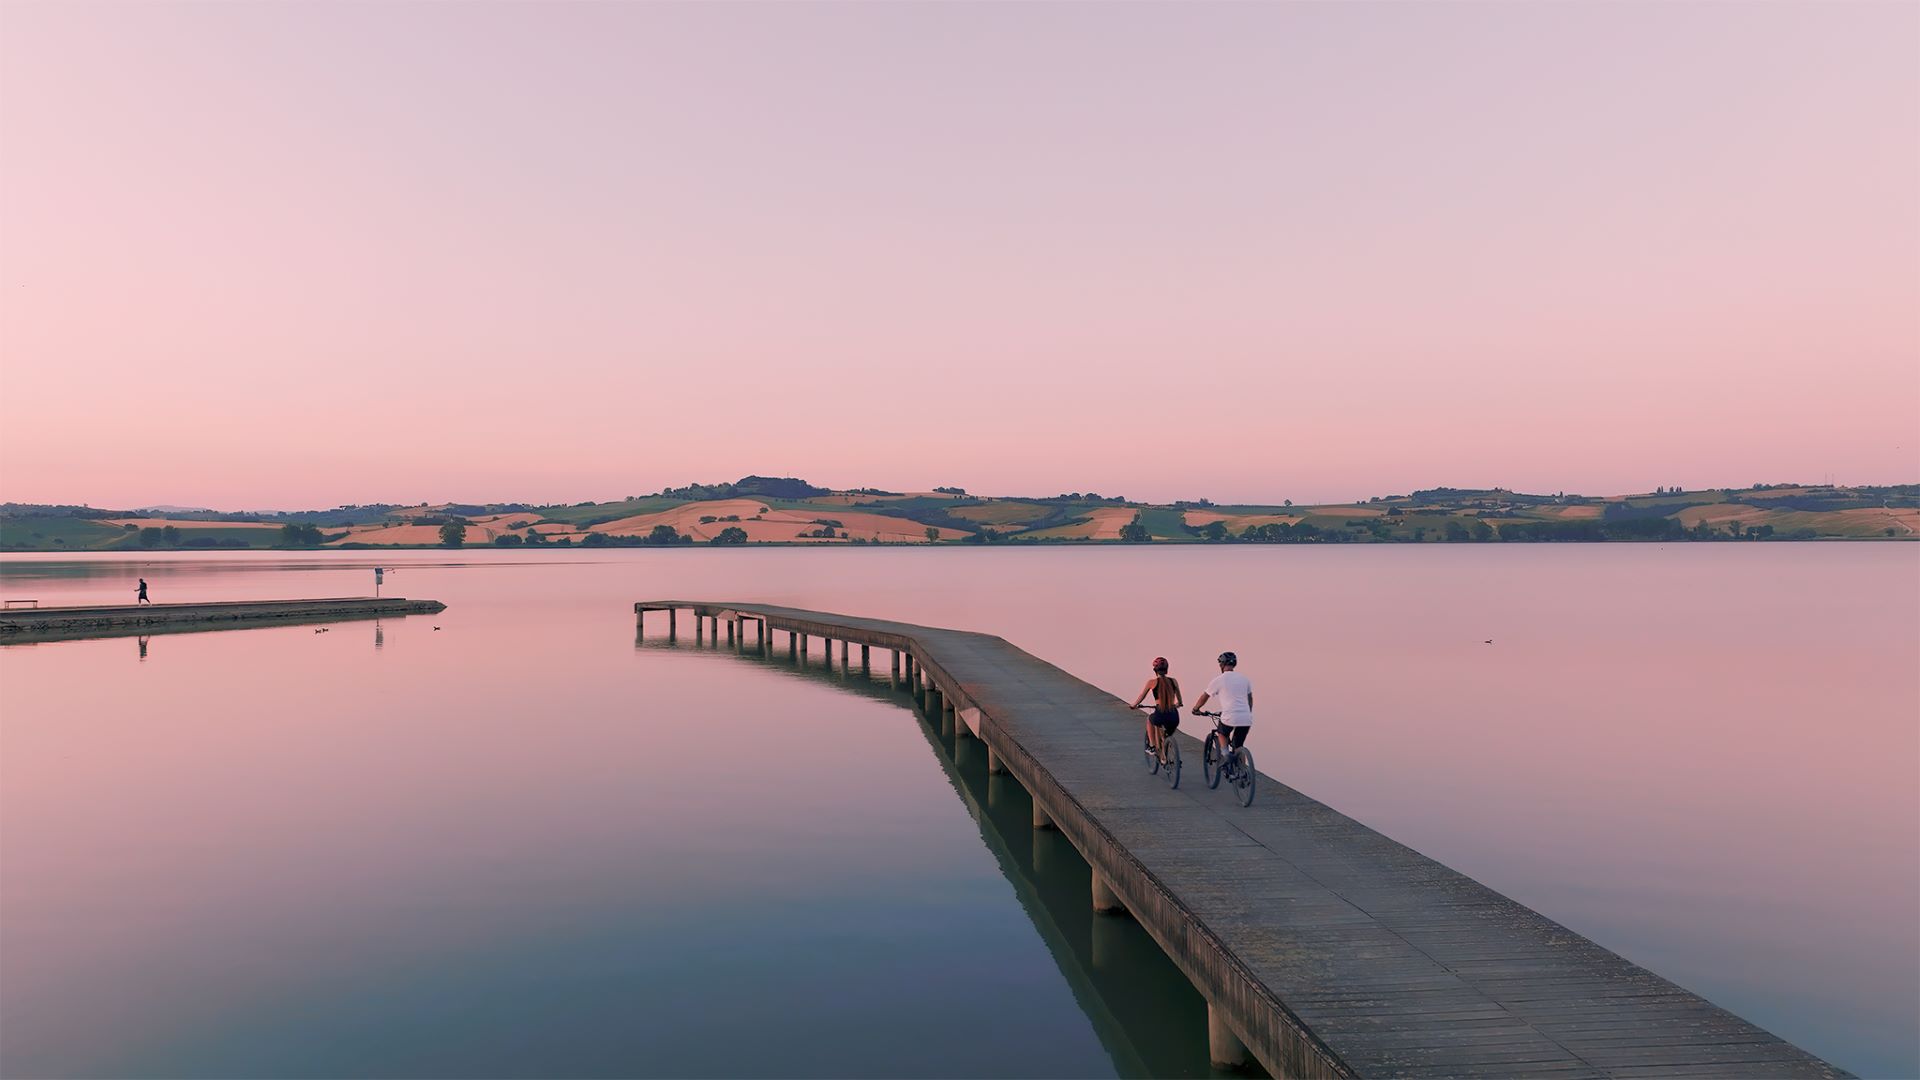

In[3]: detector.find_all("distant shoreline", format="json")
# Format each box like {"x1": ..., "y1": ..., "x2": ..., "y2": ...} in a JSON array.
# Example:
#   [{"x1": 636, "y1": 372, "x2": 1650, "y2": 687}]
[
  {"x1": 6, "y1": 478, "x2": 1915, "y2": 551},
  {"x1": 2, "y1": 534, "x2": 1912, "y2": 555}
]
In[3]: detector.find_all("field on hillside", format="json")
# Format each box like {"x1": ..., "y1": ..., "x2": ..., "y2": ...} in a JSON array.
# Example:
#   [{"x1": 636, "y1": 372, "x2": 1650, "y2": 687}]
[
  {"x1": 1023, "y1": 507, "x2": 1135, "y2": 540},
  {"x1": 0, "y1": 517, "x2": 132, "y2": 550},
  {"x1": 589, "y1": 499, "x2": 969, "y2": 543}
]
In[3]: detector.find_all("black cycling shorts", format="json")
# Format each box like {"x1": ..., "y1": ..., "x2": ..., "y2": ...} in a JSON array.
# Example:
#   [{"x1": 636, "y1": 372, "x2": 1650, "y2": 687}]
[
  {"x1": 1214, "y1": 723, "x2": 1250, "y2": 748},
  {"x1": 1149, "y1": 708, "x2": 1180, "y2": 730}
]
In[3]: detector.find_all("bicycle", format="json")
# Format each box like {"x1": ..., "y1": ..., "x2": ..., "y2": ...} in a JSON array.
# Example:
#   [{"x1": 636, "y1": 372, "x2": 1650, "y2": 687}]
[
  {"x1": 1133, "y1": 704, "x2": 1181, "y2": 789},
  {"x1": 1196, "y1": 710, "x2": 1256, "y2": 806}
]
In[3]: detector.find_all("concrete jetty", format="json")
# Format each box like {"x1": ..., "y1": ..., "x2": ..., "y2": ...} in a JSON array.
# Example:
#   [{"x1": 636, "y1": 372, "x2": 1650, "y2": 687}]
[
  {"x1": 637, "y1": 600, "x2": 1847, "y2": 1080},
  {"x1": 0, "y1": 598, "x2": 446, "y2": 643}
]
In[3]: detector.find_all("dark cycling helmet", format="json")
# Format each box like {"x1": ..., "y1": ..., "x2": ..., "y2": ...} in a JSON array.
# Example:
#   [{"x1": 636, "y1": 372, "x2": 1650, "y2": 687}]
[
  {"x1": 1151, "y1": 656, "x2": 1168, "y2": 672},
  {"x1": 1216, "y1": 651, "x2": 1237, "y2": 666}
]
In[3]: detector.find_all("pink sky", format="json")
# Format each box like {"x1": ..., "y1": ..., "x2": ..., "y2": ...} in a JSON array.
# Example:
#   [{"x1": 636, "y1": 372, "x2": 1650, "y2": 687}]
[{"x1": 1, "y1": 2, "x2": 1914, "y2": 510}]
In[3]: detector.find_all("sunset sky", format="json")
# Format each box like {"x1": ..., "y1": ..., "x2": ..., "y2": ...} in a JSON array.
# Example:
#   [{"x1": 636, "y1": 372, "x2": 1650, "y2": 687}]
[{"x1": 1, "y1": 2, "x2": 1914, "y2": 510}]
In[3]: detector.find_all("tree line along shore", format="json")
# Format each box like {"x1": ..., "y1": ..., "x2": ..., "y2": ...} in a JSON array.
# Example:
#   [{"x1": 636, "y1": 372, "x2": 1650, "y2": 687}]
[{"x1": 3, "y1": 477, "x2": 1914, "y2": 551}]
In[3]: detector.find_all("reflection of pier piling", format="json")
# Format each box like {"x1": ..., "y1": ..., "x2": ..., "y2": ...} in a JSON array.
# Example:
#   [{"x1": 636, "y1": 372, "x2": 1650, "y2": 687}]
[
  {"x1": 634, "y1": 601, "x2": 1845, "y2": 1080},
  {"x1": 1, "y1": 598, "x2": 446, "y2": 644}
]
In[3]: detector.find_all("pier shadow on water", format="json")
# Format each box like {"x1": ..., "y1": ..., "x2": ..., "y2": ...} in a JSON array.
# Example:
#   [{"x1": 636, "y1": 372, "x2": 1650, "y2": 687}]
[{"x1": 639, "y1": 628, "x2": 1265, "y2": 1080}]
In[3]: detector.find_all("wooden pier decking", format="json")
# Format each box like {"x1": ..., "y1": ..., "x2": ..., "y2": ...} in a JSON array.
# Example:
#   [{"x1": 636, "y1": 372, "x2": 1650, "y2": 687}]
[
  {"x1": 0, "y1": 597, "x2": 447, "y2": 643},
  {"x1": 637, "y1": 601, "x2": 1847, "y2": 1080}
]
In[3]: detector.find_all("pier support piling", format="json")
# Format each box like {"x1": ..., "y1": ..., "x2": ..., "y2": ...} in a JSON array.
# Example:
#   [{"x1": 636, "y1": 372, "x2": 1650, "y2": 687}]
[
  {"x1": 1092, "y1": 871, "x2": 1126, "y2": 915},
  {"x1": 1208, "y1": 1004, "x2": 1251, "y2": 1069},
  {"x1": 1032, "y1": 801, "x2": 1054, "y2": 830},
  {"x1": 986, "y1": 744, "x2": 1006, "y2": 774}
]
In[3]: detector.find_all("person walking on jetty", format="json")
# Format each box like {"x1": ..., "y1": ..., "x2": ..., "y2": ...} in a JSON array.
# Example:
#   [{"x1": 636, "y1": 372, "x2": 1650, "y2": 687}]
[
  {"x1": 1192, "y1": 651, "x2": 1252, "y2": 751},
  {"x1": 136, "y1": 578, "x2": 150, "y2": 606},
  {"x1": 1129, "y1": 656, "x2": 1183, "y2": 761}
]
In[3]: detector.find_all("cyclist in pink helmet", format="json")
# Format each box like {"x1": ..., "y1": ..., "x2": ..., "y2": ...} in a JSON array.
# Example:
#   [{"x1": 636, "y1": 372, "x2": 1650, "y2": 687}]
[{"x1": 1128, "y1": 656, "x2": 1184, "y2": 761}]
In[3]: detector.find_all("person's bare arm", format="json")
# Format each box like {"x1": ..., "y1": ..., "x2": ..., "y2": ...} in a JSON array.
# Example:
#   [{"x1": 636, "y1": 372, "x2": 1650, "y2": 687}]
[
  {"x1": 1191, "y1": 691, "x2": 1211, "y2": 714},
  {"x1": 1173, "y1": 678, "x2": 1184, "y2": 708},
  {"x1": 1129, "y1": 679, "x2": 1154, "y2": 709}
]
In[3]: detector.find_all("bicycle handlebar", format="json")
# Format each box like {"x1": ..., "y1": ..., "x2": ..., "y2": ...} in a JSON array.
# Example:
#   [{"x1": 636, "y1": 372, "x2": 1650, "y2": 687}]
[{"x1": 1195, "y1": 710, "x2": 1223, "y2": 718}]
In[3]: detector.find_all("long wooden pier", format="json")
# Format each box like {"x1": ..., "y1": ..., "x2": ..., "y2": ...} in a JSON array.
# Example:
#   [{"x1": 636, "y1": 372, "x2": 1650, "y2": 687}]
[
  {"x1": 637, "y1": 601, "x2": 1846, "y2": 1080},
  {"x1": 0, "y1": 597, "x2": 446, "y2": 643}
]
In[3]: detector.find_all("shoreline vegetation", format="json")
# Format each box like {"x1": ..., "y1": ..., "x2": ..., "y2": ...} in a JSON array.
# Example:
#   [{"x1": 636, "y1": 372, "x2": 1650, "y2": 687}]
[{"x1": 3, "y1": 476, "x2": 1915, "y2": 552}]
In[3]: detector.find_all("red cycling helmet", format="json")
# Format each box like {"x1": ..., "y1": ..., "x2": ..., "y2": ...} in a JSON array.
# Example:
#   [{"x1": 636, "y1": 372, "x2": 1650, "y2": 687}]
[{"x1": 1151, "y1": 657, "x2": 1169, "y2": 672}]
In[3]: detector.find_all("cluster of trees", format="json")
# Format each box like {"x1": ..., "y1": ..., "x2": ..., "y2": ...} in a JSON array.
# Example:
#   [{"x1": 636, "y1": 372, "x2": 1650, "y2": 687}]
[
  {"x1": 1236, "y1": 522, "x2": 1328, "y2": 543},
  {"x1": 4, "y1": 502, "x2": 131, "y2": 520},
  {"x1": 652, "y1": 476, "x2": 827, "y2": 500},
  {"x1": 581, "y1": 525, "x2": 694, "y2": 546},
  {"x1": 493, "y1": 528, "x2": 568, "y2": 546},
  {"x1": 131, "y1": 524, "x2": 250, "y2": 549},
  {"x1": 280, "y1": 523, "x2": 328, "y2": 546},
  {"x1": 1497, "y1": 518, "x2": 1780, "y2": 542}
]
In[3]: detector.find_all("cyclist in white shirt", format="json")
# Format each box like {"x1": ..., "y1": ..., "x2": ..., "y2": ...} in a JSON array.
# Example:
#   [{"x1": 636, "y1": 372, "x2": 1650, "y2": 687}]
[{"x1": 1192, "y1": 651, "x2": 1252, "y2": 750}]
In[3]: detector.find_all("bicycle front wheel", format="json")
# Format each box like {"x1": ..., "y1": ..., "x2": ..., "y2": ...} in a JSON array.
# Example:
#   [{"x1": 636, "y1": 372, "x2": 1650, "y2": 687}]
[
  {"x1": 1203, "y1": 735, "x2": 1222, "y2": 789},
  {"x1": 1164, "y1": 738, "x2": 1181, "y2": 789},
  {"x1": 1233, "y1": 748, "x2": 1256, "y2": 806}
]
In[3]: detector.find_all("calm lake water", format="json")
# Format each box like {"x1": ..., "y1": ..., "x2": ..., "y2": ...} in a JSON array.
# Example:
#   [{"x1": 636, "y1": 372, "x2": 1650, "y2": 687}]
[{"x1": 2, "y1": 546, "x2": 1915, "y2": 1078}]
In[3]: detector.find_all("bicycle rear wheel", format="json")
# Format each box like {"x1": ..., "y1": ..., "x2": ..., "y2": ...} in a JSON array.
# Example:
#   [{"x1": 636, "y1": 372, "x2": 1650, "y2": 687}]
[
  {"x1": 1164, "y1": 737, "x2": 1181, "y2": 789},
  {"x1": 1203, "y1": 735, "x2": 1223, "y2": 788},
  {"x1": 1143, "y1": 728, "x2": 1161, "y2": 775},
  {"x1": 1233, "y1": 748, "x2": 1256, "y2": 806}
]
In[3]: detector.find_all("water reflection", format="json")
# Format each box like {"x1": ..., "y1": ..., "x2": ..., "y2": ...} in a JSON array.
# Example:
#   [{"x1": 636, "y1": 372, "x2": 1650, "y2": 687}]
[
  {"x1": 653, "y1": 632, "x2": 1261, "y2": 1079},
  {"x1": 6, "y1": 546, "x2": 1913, "y2": 1076}
]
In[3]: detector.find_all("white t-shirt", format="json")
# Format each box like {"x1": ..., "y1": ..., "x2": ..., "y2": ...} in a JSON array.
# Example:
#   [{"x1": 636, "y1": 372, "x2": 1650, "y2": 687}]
[{"x1": 1205, "y1": 671, "x2": 1254, "y2": 725}]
